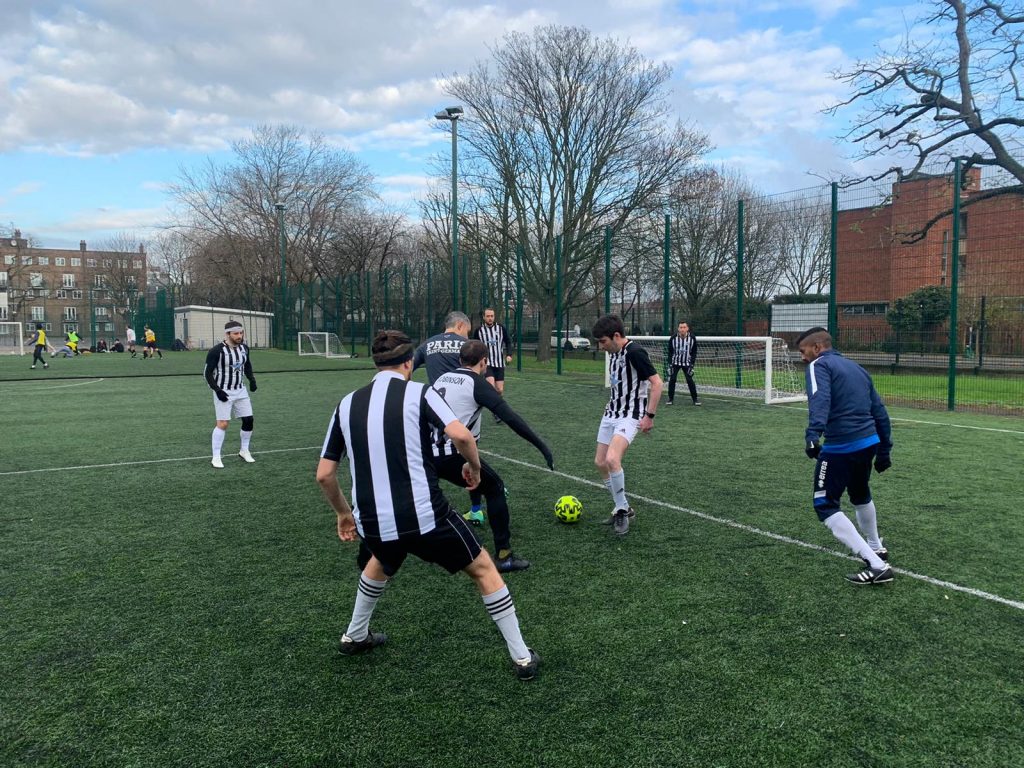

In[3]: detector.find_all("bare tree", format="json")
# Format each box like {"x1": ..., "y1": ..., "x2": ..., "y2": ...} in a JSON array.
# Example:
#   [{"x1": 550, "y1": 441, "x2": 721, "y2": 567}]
[
  {"x1": 169, "y1": 124, "x2": 375, "y2": 312},
  {"x1": 444, "y1": 25, "x2": 709, "y2": 359},
  {"x1": 775, "y1": 194, "x2": 831, "y2": 295},
  {"x1": 830, "y1": 0, "x2": 1024, "y2": 239}
]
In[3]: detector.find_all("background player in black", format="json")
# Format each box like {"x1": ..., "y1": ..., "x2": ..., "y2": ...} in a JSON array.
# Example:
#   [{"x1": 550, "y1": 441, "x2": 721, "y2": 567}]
[
  {"x1": 432, "y1": 340, "x2": 553, "y2": 572},
  {"x1": 412, "y1": 310, "x2": 471, "y2": 383},
  {"x1": 666, "y1": 321, "x2": 701, "y2": 406},
  {"x1": 316, "y1": 330, "x2": 540, "y2": 680}
]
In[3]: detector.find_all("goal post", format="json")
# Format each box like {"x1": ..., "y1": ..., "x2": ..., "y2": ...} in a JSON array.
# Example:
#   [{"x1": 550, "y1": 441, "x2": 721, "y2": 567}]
[
  {"x1": 0, "y1": 322, "x2": 25, "y2": 355},
  {"x1": 297, "y1": 331, "x2": 351, "y2": 358},
  {"x1": 607, "y1": 335, "x2": 806, "y2": 404}
]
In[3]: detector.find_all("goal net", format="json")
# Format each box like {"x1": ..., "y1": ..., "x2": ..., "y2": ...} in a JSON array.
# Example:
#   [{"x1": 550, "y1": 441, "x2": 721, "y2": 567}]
[
  {"x1": 297, "y1": 332, "x2": 351, "y2": 358},
  {"x1": 607, "y1": 336, "x2": 806, "y2": 404},
  {"x1": 0, "y1": 322, "x2": 25, "y2": 355}
]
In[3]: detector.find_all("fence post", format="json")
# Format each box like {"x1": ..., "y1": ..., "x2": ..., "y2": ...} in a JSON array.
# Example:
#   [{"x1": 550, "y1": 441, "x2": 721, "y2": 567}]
[
  {"x1": 403, "y1": 263, "x2": 409, "y2": 333},
  {"x1": 365, "y1": 271, "x2": 372, "y2": 358},
  {"x1": 829, "y1": 182, "x2": 838, "y2": 336},
  {"x1": 426, "y1": 260, "x2": 433, "y2": 335},
  {"x1": 555, "y1": 234, "x2": 563, "y2": 376},
  {"x1": 948, "y1": 159, "x2": 962, "y2": 411},
  {"x1": 348, "y1": 274, "x2": 356, "y2": 356},
  {"x1": 515, "y1": 244, "x2": 523, "y2": 372},
  {"x1": 663, "y1": 213, "x2": 671, "y2": 335},
  {"x1": 604, "y1": 226, "x2": 612, "y2": 316},
  {"x1": 736, "y1": 199, "x2": 745, "y2": 388}
]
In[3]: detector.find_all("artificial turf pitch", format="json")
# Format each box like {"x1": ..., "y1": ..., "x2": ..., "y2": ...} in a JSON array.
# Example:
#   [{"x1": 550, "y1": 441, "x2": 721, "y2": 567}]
[{"x1": 2, "y1": 355, "x2": 1022, "y2": 767}]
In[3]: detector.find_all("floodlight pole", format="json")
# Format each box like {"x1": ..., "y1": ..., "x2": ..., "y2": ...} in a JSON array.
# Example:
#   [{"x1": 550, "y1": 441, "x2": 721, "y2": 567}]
[
  {"x1": 435, "y1": 106, "x2": 463, "y2": 310},
  {"x1": 275, "y1": 203, "x2": 286, "y2": 349}
]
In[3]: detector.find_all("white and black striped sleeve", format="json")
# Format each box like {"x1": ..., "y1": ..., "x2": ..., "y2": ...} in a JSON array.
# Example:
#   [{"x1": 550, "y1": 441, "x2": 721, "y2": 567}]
[
  {"x1": 320, "y1": 404, "x2": 347, "y2": 461},
  {"x1": 424, "y1": 386, "x2": 459, "y2": 429}
]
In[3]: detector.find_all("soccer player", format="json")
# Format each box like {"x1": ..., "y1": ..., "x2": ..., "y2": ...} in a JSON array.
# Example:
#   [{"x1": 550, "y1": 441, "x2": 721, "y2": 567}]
[
  {"x1": 126, "y1": 326, "x2": 137, "y2": 357},
  {"x1": 66, "y1": 329, "x2": 82, "y2": 355},
  {"x1": 798, "y1": 327, "x2": 894, "y2": 586},
  {"x1": 592, "y1": 315, "x2": 663, "y2": 535},
  {"x1": 142, "y1": 325, "x2": 162, "y2": 359},
  {"x1": 412, "y1": 311, "x2": 471, "y2": 383},
  {"x1": 204, "y1": 320, "x2": 258, "y2": 469},
  {"x1": 316, "y1": 330, "x2": 540, "y2": 680},
  {"x1": 431, "y1": 339, "x2": 554, "y2": 573},
  {"x1": 474, "y1": 308, "x2": 513, "y2": 394},
  {"x1": 666, "y1": 321, "x2": 700, "y2": 406},
  {"x1": 26, "y1": 324, "x2": 49, "y2": 370}
]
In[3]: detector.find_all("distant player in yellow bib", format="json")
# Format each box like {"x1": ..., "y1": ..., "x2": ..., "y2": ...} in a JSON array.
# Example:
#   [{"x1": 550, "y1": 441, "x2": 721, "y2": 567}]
[
  {"x1": 142, "y1": 325, "x2": 162, "y2": 359},
  {"x1": 26, "y1": 324, "x2": 49, "y2": 370}
]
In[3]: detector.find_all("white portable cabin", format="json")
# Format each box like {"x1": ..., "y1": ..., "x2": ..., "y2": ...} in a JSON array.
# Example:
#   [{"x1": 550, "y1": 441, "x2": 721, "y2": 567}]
[{"x1": 174, "y1": 306, "x2": 274, "y2": 350}]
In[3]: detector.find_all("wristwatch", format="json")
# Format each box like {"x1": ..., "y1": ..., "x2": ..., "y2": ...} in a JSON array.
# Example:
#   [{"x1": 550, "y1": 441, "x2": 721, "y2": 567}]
[{"x1": 645, "y1": 411, "x2": 656, "y2": 419}]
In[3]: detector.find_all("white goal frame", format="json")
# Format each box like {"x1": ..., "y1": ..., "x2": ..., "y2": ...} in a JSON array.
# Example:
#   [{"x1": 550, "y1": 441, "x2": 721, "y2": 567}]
[
  {"x1": 297, "y1": 331, "x2": 351, "y2": 358},
  {"x1": 0, "y1": 321, "x2": 25, "y2": 355},
  {"x1": 606, "y1": 335, "x2": 806, "y2": 404}
]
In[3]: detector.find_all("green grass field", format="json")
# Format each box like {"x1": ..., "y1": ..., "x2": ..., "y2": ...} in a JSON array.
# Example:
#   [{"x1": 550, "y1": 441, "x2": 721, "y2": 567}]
[{"x1": 2, "y1": 357, "x2": 1023, "y2": 767}]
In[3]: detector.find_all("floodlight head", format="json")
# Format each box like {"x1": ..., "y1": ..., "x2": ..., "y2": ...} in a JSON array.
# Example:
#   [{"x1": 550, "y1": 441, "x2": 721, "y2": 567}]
[
  {"x1": 435, "y1": 105, "x2": 464, "y2": 120},
  {"x1": 274, "y1": 202, "x2": 285, "y2": 211}
]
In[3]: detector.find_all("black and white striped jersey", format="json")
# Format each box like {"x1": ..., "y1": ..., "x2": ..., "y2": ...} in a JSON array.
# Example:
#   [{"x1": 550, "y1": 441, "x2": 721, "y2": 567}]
[
  {"x1": 430, "y1": 367, "x2": 503, "y2": 456},
  {"x1": 473, "y1": 323, "x2": 510, "y2": 368},
  {"x1": 320, "y1": 371, "x2": 460, "y2": 540},
  {"x1": 605, "y1": 340, "x2": 658, "y2": 419},
  {"x1": 670, "y1": 334, "x2": 697, "y2": 367},
  {"x1": 204, "y1": 342, "x2": 253, "y2": 391}
]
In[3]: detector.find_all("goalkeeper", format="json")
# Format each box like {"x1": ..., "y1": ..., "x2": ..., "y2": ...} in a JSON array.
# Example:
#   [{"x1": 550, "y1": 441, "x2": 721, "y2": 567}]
[{"x1": 798, "y1": 327, "x2": 894, "y2": 586}]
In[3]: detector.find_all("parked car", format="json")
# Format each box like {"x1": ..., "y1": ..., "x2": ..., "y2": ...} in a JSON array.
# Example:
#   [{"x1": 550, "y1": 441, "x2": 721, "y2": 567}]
[{"x1": 550, "y1": 332, "x2": 591, "y2": 351}]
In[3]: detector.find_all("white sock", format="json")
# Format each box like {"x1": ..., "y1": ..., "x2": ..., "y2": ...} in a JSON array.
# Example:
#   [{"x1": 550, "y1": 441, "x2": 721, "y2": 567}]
[
  {"x1": 345, "y1": 574, "x2": 388, "y2": 641},
  {"x1": 854, "y1": 501, "x2": 882, "y2": 551},
  {"x1": 483, "y1": 586, "x2": 530, "y2": 661},
  {"x1": 240, "y1": 430, "x2": 252, "y2": 452},
  {"x1": 212, "y1": 427, "x2": 226, "y2": 458},
  {"x1": 604, "y1": 477, "x2": 613, "y2": 501},
  {"x1": 825, "y1": 512, "x2": 885, "y2": 569},
  {"x1": 608, "y1": 470, "x2": 627, "y2": 510}
]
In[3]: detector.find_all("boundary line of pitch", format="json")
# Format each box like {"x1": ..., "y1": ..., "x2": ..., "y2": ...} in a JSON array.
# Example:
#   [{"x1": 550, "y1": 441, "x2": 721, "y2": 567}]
[
  {"x1": 482, "y1": 449, "x2": 1024, "y2": 613},
  {"x1": 2, "y1": 444, "x2": 1021, "y2": 612}
]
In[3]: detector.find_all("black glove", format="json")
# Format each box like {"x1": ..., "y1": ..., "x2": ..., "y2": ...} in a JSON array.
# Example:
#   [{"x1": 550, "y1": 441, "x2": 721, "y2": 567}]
[
  {"x1": 805, "y1": 440, "x2": 821, "y2": 459},
  {"x1": 874, "y1": 454, "x2": 892, "y2": 473},
  {"x1": 248, "y1": 378, "x2": 257, "y2": 392},
  {"x1": 215, "y1": 388, "x2": 229, "y2": 402},
  {"x1": 685, "y1": 366, "x2": 694, "y2": 376},
  {"x1": 542, "y1": 447, "x2": 554, "y2": 471}
]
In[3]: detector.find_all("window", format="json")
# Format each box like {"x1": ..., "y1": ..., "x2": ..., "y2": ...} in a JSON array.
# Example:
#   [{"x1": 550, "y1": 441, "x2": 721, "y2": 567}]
[
  {"x1": 26, "y1": 322, "x2": 50, "y2": 332},
  {"x1": 133, "y1": 260, "x2": 143, "y2": 269},
  {"x1": 62, "y1": 273, "x2": 75, "y2": 288},
  {"x1": 55, "y1": 289, "x2": 67, "y2": 299},
  {"x1": 21, "y1": 254, "x2": 32, "y2": 265},
  {"x1": 72, "y1": 290, "x2": 83, "y2": 299},
  {"x1": 38, "y1": 256, "x2": 49, "y2": 266},
  {"x1": 55, "y1": 257, "x2": 66, "y2": 266},
  {"x1": 31, "y1": 306, "x2": 45, "y2": 321},
  {"x1": 4, "y1": 255, "x2": 13, "y2": 265},
  {"x1": 104, "y1": 322, "x2": 114, "y2": 332},
  {"x1": 127, "y1": 274, "x2": 137, "y2": 286},
  {"x1": 118, "y1": 259, "x2": 128, "y2": 269},
  {"x1": 71, "y1": 257, "x2": 81, "y2": 267},
  {"x1": 63, "y1": 322, "x2": 79, "y2": 334},
  {"x1": 103, "y1": 259, "x2": 112, "y2": 268},
  {"x1": 94, "y1": 274, "x2": 106, "y2": 288},
  {"x1": 0, "y1": 307, "x2": 7, "y2": 320},
  {"x1": 0, "y1": 272, "x2": 7, "y2": 288},
  {"x1": 941, "y1": 231, "x2": 949, "y2": 287},
  {"x1": 840, "y1": 303, "x2": 888, "y2": 316},
  {"x1": 64, "y1": 307, "x2": 77, "y2": 321},
  {"x1": 95, "y1": 306, "x2": 109, "y2": 317},
  {"x1": 29, "y1": 272, "x2": 43, "y2": 288},
  {"x1": 87, "y1": 258, "x2": 97, "y2": 267}
]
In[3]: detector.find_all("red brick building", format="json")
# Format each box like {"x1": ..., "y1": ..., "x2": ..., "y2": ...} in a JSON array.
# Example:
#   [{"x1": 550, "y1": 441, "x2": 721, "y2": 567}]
[{"x1": 837, "y1": 170, "x2": 1024, "y2": 352}]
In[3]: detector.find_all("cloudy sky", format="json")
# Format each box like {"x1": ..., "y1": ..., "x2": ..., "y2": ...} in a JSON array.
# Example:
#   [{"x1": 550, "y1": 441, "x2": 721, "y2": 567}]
[{"x1": 0, "y1": 0, "x2": 925, "y2": 248}]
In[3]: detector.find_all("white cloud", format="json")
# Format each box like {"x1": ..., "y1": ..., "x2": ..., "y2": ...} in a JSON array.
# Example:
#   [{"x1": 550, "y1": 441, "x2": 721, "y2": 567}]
[{"x1": 0, "y1": 181, "x2": 43, "y2": 207}]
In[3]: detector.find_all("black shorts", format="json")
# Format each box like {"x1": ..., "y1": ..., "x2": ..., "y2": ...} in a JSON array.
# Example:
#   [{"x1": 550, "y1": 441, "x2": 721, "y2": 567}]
[
  {"x1": 361, "y1": 514, "x2": 482, "y2": 577},
  {"x1": 146, "y1": 340, "x2": 157, "y2": 349},
  {"x1": 812, "y1": 445, "x2": 877, "y2": 521},
  {"x1": 486, "y1": 365, "x2": 505, "y2": 382}
]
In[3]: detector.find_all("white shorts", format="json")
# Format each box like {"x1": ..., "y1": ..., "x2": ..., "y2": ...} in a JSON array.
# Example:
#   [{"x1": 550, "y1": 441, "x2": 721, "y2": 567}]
[
  {"x1": 213, "y1": 389, "x2": 253, "y2": 421},
  {"x1": 596, "y1": 416, "x2": 639, "y2": 446}
]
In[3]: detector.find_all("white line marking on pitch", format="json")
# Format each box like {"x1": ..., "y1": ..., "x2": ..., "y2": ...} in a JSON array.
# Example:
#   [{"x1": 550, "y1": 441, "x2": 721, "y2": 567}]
[
  {"x1": 482, "y1": 449, "x2": 1024, "y2": 612},
  {"x1": 4, "y1": 442, "x2": 1021, "y2": 612},
  {"x1": 0, "y1": 377, "x2": 106, "y2": 392},
  {"x1": 0, "y1": 445, "x2": 320, "y2": 476}
]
